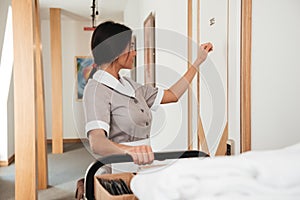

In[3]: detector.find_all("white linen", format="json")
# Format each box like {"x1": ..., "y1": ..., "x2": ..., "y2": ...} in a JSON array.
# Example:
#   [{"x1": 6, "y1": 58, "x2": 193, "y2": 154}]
[{"x1": 131, "y1": 143, "x2": 300, "y2": 200}]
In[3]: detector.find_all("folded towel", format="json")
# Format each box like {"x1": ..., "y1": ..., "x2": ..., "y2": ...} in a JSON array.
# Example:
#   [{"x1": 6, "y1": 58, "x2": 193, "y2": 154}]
[
  {"x1": 242, "y1": 142, "x2": 300, "y2": 187},
  {"x1": 131, "y1": 143, "x2": 300, "y2": 200}
]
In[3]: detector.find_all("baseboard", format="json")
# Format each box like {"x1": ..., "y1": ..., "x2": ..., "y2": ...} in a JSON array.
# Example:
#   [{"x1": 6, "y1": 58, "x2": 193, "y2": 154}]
[
  {"x1": 47, "y1": 138, "x2": 88, "y2": 144},
  {"x1": 0, "y1": 154, "x2": 15, "y2": 167},
  {"x1": 0, "y1": 139, "x2": 88, "y2": 166}
]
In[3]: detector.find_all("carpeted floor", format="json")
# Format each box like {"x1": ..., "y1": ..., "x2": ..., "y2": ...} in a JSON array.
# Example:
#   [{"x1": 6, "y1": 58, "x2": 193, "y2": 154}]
[{"x1": 0, "y1": 142, "x2": 96, "y2": 200}]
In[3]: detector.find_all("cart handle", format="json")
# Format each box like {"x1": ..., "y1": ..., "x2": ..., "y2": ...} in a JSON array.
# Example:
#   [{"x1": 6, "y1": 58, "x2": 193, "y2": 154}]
[{"x1": 85, "y1": 150, "x2": 209, "y2": 200}]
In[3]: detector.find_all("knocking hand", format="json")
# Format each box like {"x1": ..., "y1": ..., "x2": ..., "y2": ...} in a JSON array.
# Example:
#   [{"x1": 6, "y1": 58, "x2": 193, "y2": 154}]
[{"x1": 193, "y1": 42, "x2": 213, "y2": 69}]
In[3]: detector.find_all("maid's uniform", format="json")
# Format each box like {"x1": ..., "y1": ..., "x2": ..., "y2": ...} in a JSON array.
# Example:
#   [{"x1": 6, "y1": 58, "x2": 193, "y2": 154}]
[{"x1": 83, "y1": 70, "x2": 164, "y2": 173}]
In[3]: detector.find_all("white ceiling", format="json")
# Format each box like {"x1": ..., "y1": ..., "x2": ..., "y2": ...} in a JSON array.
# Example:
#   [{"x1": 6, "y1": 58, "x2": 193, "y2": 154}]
[{"x1": 39, "y1": 0, "x2": 128, "y2": 23}]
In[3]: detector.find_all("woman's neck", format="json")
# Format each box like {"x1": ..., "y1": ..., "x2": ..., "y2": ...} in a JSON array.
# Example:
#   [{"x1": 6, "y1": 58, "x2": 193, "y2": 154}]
[{"x1": 101, "y1": 63, "x2": 120, "y2": 80}]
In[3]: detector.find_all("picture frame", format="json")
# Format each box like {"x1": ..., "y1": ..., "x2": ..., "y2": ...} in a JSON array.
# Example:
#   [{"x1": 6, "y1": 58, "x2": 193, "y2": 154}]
[
  {"x1": 144, "y1": 12, "x2": 156, "y2": 87},
  {"x1": 75, "y1": 56, "x2": 94, "y2": 100},
  {"x1": 130, "y1": 35, "x2": 137, "y2": 81}
]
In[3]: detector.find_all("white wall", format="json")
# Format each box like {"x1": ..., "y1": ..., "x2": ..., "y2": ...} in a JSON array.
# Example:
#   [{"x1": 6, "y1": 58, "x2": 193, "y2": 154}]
[
  {"x1": 41, "y1": 17, "x2": 93, "y2": 139},
  {"x1": 0, "y1": 0, "x2": 14, "y2": 162},
  {"x1": 0, "y1": 0, "x2": 9, "y2": 59},
  {"x1": 125, "y1": 0, "x2": 188, "y2": 151},
  {"x1": 252, "y1": 0, "x2": 300, "y2": 150},
  {"x1": 7, "y1": 73, "x2": 14, "y2": 158},
  {"x1": 227, "y1": 0, "x2": 241, "y2": 154},
  {"x1": 124, "y1": 0, "x2": 241, "y2": 154},
  {"x1": 0, "y1": 0, "x2": 9, "y2": 162}
]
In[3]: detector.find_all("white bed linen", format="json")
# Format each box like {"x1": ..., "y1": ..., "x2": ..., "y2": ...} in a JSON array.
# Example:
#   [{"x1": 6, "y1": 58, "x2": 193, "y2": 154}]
[{"x1": 131, "y1": 143, "x2": 300, "y2": 200}]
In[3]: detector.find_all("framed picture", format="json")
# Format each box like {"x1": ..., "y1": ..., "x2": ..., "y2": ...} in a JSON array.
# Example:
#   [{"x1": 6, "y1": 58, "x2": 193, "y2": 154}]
[
  {"x1": 75, "y1": 56, "x2": 94, "y2": 100},
  {"x1": 130, "y1": 35, "x2": 137, "y2": 81},
  {"x1": 144, "y1": 12, "x2": 156, "y2": 87}
]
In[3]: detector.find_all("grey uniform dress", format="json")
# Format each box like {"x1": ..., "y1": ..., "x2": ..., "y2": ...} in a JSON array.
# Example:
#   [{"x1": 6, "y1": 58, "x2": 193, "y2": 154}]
[{"x1": 83, "y1": 69, "x2": 164, "y2": 145}]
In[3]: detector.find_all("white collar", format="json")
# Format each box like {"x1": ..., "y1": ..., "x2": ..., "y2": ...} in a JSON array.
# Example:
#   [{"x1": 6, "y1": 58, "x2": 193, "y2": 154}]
[{"x1": 93, "y1": 69, "x2": 135, "y2": 97}]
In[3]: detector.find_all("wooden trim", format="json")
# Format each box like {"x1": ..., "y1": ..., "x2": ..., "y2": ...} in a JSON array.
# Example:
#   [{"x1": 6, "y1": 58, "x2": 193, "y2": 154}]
[
  {"x1": 215, "y1": 123, "x2": 228, "y2": 156},
  {"x1": 0, "y1": 154, "x2": 15, "y2": 167},
  {"x1": 47, "y1": 138, "x2": 88, "y2": 144},
  {"x1": 50, "y1": 8, "x2": 63, "y2": 154},
  {"x1": 197, "y1": 115, "x2": 209, "y2": 155},
  {"x1": 196, "y1": 0, "x2": 209, "y2": 154},
  {"x1": 240, "y1": 0, "x2": 252, "y2": 152},
  {"x1": 9, "y1": 154, "x2": 15, "y2": 164},
  {"x1": 187, "y1": 0, "x2": 193, "y2": 150},
  {"x1": 197, "y1": 0, "x2": 200, "y2": 150},
  {"x1": 34, "y1": 0, "x2": 48, "y2": 190},
  {"x1": 143, "y1": 12, "x2": 156, "y2": 87},
  {"x1": 12, "y1": 0, "x2": 37, "y2": 198},
  {"x1": 226, "y1": 0, "x2": 230, "y2": 120},
  {"x1": 187, "y1": 0, "x2": 195, "y2": 150}
]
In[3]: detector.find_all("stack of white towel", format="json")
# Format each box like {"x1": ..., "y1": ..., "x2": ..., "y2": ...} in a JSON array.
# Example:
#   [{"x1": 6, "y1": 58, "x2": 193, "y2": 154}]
[{"x1": 131, "y1": 143, "x2": 300, "y2": 200}]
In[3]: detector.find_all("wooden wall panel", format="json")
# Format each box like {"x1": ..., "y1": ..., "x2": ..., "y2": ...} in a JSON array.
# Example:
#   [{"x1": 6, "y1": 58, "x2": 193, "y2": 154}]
[
  {"x1": 215, "y1": 123, "x2": 228, "y2": 155},
  {"x1": 50, "y1": 8, "x2": 63, "y2": 154},
  {"x1": 241, "y1": 0, "x2": 252, "y2": 152},
  {"x1": 12, "y1": 0, "x2": 37, "y2": 199},
  {"x1": 197, "y1": 116, "x2": 209, "y2": 154},
  {"x1": 34, "y1": 0, "x2": 48, "y2": 189}
]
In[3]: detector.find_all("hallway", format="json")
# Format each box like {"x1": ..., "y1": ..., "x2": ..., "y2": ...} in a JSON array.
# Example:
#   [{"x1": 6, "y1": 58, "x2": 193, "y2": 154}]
[{"x1": 0, "y1": 142, "x2": 95, "y2": 199}]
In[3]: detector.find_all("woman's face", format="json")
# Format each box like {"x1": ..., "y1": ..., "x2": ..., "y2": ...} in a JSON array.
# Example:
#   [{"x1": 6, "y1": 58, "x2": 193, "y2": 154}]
[{"x1": 117, "y1": 41, "x2": 136, "y2": 69}]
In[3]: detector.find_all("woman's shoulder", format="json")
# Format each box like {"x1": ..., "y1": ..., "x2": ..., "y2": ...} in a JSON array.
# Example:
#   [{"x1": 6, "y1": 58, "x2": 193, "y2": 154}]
[
  {"x1": 122, "y1": 76, "x2": 142, "y2": 89},
  {"x1": 84, "y1": 79, "x2": 112, "y2": 96}
]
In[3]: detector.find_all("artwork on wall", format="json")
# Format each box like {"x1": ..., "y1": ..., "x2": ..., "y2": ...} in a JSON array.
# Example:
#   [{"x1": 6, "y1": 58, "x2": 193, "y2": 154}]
[
  {"x1": 144, "y1": 12, "x2": 156, "y2": 87},
  {"x1": 130, "y1": 35, "x2": 137, "y2": 81},
  {"x1": 75, "y1": 56, "x2": 94, "y2": 100}
]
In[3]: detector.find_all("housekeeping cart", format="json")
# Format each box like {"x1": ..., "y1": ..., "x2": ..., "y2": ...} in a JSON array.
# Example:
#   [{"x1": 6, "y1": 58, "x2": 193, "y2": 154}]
[
  {"x1": 85, "y1": 151, "x2": 209, "y2": 200},
  {"x1": 84, "y1": 150, "x2": 210, "y2": 200}
]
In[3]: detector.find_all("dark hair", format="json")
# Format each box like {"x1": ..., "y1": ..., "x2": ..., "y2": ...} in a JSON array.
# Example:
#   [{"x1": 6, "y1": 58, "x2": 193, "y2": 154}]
[
  {"x1": 91, "y1": 21, "x2": 132, "y2": 64},
  {"x1": 88, "y1": 21, "x2": 132, "y2": 79}
]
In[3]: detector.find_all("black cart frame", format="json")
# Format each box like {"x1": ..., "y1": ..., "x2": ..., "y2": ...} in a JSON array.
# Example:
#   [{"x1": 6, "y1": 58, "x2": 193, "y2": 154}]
[{"x1": 84, "y1": 150, "x2": 209, "y2": 200}]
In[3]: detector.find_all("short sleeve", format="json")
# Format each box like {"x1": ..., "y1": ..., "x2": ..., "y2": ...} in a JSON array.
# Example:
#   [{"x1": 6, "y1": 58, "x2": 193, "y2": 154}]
[
  {"x1": 83, "y1": 81, "x2": 111, "y2": 137},
  {"x1": 142, "y1": 84, "x2": 164, "y2": 111}
]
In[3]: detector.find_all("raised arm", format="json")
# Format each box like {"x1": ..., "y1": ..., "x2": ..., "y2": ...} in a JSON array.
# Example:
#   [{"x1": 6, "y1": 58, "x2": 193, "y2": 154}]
[{"x1": 161, "y1": 43, "x2": 213, "y2": 104}]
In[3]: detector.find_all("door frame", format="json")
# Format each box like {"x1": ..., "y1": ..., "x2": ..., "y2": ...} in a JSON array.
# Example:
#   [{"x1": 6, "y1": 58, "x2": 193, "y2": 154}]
[{"x1": 188, "y1": 0, "x2": 252, "y2": 153}]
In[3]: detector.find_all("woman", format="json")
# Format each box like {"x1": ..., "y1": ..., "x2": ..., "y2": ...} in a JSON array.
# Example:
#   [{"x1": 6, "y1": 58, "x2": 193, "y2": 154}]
[{"x1": 83, "y1": 21, "x2": 213, "y2": 166}]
